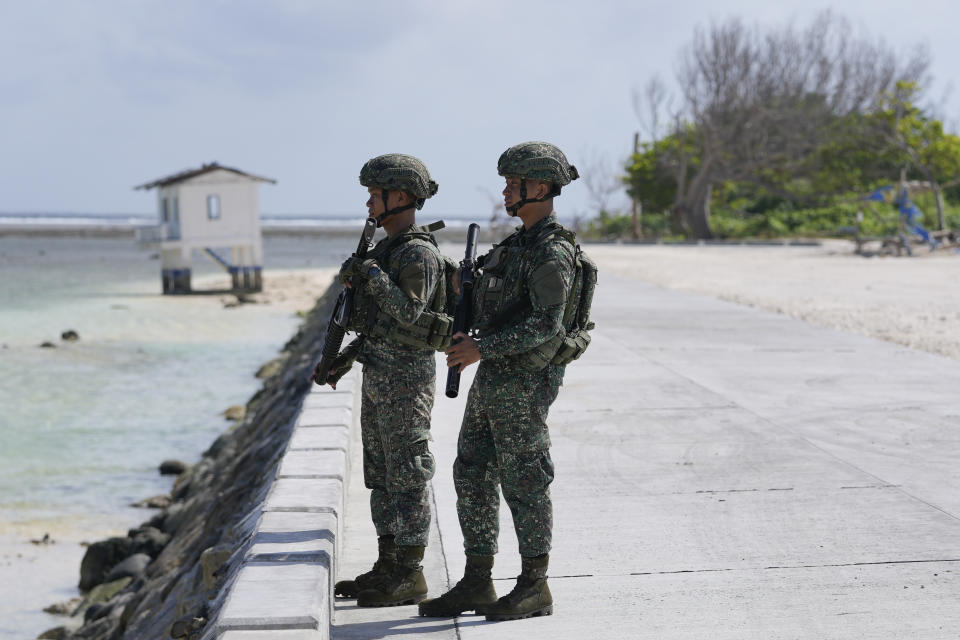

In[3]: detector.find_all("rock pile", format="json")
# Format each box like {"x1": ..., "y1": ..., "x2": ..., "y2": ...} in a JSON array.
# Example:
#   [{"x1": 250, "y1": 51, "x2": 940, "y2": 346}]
[{"x1": 38, "y1": 281, "x2": 339, "y2": 640}]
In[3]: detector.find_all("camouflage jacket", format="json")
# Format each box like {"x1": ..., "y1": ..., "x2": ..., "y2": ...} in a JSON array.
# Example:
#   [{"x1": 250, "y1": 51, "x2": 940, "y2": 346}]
[
  {"x1": 354, "y1": 224, "x2": 444, "y2": 371},
  {"x1": 473, "y1": 212, "x2": 576, "y2": 367}
]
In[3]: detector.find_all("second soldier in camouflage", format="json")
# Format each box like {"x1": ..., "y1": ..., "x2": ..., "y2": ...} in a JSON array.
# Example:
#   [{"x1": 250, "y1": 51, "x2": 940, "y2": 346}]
[{"x1": 420, "y1": 142, "x2": 580, "y2": 621}]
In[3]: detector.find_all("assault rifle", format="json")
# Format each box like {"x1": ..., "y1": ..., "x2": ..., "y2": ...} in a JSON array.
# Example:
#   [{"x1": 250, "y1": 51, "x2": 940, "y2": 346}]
[
  {"x1": 445, "y1": 223, "x2": 480, "y2": 398},
  {"x1": 312, "y1": 217, "x2": 378, "y2": 386}
]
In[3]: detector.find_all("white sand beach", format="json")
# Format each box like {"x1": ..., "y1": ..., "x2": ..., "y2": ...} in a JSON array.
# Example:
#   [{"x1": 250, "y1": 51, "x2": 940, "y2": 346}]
[{"x1": 587, "y1": 240, "x2": 960, "y2": 361}]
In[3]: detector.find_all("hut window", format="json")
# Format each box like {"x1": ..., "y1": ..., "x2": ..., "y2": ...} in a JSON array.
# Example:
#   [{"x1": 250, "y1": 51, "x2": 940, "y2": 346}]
[
  {"x1": 172, "y1": 197, "x2": 179, "y2": 222},
  {"x1": 161, "y1": 198, "x2": 169, "y2": 222},
  {"x1": 207, "y1": 195, "x2": 221, "y2": 220}
]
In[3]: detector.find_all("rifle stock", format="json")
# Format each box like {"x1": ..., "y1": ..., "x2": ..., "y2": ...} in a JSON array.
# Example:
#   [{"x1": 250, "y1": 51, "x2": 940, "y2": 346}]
[
  {"x1": 313, "y1": 218, "x2": 377, "y2": 385},
  {"x1": 445, "y1": 223, "x2": 480, "y2": 398}
]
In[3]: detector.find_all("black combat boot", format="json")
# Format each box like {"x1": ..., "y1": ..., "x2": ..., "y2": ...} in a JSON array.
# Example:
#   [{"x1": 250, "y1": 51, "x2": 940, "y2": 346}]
[
  {"x1": 481, "y1": 553, "x2": 552, "y2": 621},
  {"x1": 334, "y1": 535, "x2": 397, "y2": 598},
  {"x1": 418, "y1": 555, "x2": 497, "y2": 617},
  {"x1": 356, "y1": 544, "x2": 428, "y2": 607}
]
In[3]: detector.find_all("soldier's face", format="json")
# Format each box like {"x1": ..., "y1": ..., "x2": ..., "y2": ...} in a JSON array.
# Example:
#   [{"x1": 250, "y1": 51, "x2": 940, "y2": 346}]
[
  {"x1": 503, "y1": 178, "x2": 523, "y2": 209},
  {"x1": 503, "y1": 178, "x2": 548, "y2": 209},
  {"x1": 366, "y1": 187, "x2": 385, "y2": 217}
]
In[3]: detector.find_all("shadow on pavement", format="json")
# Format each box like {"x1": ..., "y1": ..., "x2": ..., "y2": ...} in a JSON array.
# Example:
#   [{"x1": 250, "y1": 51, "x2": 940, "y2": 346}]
[{"x1": 332, "y1": 604, "x2": 498, "y2": 638}]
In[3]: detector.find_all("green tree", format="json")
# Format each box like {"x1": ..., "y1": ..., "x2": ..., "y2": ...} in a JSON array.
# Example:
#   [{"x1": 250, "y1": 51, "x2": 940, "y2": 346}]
[
  {"x1": 624, "y1": 134, "x2": 690, "y2": 237},
  {"x1": 632, "y1": 11, "x2": 928, "y2": 239}
]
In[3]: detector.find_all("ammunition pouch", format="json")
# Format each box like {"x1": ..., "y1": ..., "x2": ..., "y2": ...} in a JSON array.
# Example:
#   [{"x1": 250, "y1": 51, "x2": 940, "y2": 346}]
[
  {"x1": 551, "y1": 326, "x2": 593, "y2": 365},
  {"x1": 368, "y1": 308, "x2": 454, "y2": 351},
  {"x1": 514, "y1": 330, "x2": 565, "y2": 371},
  {"x1": 513, "y1": 324, "x2": 594, "y2": 371}
]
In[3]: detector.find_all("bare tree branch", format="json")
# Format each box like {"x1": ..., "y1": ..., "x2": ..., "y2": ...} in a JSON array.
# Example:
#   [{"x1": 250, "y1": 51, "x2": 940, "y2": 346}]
[
  {"x1": 579, "y1": 148, "x2": 626, "y2": 217},
  {"x1": 633, "y1": 75, "x2": 670, "y2": 142},
  {"x1": 662, "y1": 10, "x2": 929, "y2": 238}
]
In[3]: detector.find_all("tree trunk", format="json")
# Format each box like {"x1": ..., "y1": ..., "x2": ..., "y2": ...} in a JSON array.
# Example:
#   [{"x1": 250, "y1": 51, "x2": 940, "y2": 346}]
[
  {"x1": 670, "y1": 117, "x2": 692, "y2": 236},
  {"x1": 933, "y1": 184, "x2": 946, "y2": 231},
  {"x1": 914, "y1": 167, "x2": 946, "y2": 231},
  {"x1": 676, "y1": 176, "x2": 714, "y2": 240},
  {"x1": 688, "y1": 181, "x2": 714, "y2": 240},
  {"x1": 632, "y1": 132, "x2": 642, "y2": 240}
]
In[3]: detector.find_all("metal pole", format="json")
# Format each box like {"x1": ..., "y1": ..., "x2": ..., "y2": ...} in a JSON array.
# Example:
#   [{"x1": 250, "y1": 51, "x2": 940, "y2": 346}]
[{"x1": 632, "y1": 132, "x2": 641, "y2": 240}]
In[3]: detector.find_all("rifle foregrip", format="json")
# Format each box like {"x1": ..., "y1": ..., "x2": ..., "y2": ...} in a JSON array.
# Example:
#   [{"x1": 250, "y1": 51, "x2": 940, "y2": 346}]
[
  {"x1": 445, "y1": 338, "x2": 462, "y2": 399},
  {"x1": 314, "y1": 324, "x2": 346, "y2": 385},
  {"x1": 445, "y1": 292, "x2": 473, "y2": 398},
  {"x1": 445, "y1": 375, "x2": 461, "y2": 398}
]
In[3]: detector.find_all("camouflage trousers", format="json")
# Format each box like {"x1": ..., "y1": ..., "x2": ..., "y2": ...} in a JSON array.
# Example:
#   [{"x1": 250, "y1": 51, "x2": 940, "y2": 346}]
[
  {"x1": 453, "y1": 361, "x2": 560, "y2": 557},
  {"x1": 360, "y1": 360, "x2": 436, "y2": 547}
]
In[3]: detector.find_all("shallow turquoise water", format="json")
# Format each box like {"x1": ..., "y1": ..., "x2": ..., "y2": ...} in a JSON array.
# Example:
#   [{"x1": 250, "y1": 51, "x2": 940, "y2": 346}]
[{"x1": 0, "y1": 234, "x2": 345, "y2": 524}]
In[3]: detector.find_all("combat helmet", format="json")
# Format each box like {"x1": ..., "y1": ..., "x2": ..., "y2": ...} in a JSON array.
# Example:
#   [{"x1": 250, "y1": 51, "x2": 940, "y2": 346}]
[
  {"x1": 497, "y1": 142, "x2": 579, "y2": 215},
  {"x1": 360, "y1": 154, "x2": 438, "y2": 225}
]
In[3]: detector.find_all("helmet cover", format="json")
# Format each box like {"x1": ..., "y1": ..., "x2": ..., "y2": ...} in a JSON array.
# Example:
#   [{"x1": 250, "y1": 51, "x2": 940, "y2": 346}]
[
  {"x1": 359, "y1": 154, "x2": 438, "y2": 209},
  {"x1": 497, "y1": 142, "x2": 579, "y2": 187}
]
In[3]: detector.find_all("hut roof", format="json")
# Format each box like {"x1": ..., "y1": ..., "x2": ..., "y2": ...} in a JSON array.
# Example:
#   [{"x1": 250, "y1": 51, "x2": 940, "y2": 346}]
[{"x1": 135, "y1": 162, "x2": 277, "y2": 190}]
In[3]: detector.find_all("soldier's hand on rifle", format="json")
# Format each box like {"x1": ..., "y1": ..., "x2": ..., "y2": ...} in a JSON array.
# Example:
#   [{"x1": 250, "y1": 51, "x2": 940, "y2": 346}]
[
  {"x1": 324, "y1": 362, "x2": 348, "y2": 390},
  {"x1": 310, "y1": 361, "x2": 337, "y2": 388},
  {"x1": 445, "y1": 332, "x2": 481, "y2": 372},
  {"x1": 338, "y1": 257, "x2": 379, "y2": 287},
  {"x1": 312, "y1": 342, "x2": 359, "y2": 389}
]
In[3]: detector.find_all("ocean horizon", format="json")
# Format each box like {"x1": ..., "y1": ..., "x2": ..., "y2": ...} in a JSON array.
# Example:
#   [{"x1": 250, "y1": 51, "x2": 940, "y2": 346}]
[{"x1": 0, "y1": 211, "x2": 503, "y2": 230}]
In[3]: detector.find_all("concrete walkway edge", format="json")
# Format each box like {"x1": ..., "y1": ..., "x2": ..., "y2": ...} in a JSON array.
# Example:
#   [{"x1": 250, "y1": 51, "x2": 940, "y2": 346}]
[{"x1": 216, "y1": 371, "x2": 360, "y2": 640}]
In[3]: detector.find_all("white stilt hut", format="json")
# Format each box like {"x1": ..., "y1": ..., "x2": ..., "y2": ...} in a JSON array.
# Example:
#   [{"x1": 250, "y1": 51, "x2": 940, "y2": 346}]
[{"x1": 134, "y1": 162, "x2": 276, "y2": 294}]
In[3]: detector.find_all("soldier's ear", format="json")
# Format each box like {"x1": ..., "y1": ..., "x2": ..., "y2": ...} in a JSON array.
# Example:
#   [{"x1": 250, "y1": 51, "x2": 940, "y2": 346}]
[{"x1": 535, "y1": 180, "x2": 552, "y2": 199}]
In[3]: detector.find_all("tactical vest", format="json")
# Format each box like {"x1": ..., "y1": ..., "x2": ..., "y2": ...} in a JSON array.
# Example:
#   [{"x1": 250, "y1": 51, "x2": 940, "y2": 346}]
[
  {"x1": 475, "y1": 221, "x2": 597, "y2": 370},
  {"x1": 348, "y1": 222, "x2": 455, "y2": 351}
]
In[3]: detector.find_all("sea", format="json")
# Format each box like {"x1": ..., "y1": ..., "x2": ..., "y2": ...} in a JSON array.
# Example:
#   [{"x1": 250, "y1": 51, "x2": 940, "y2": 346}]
[{"x1": 0, "y1": 212, "x2": 370, "y2": 638}]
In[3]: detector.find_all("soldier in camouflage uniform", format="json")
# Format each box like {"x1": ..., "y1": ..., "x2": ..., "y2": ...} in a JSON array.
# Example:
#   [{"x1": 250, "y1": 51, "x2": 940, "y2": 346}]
[
  {"x1": 419, "y1": 142, "x2": 579, "y2": 621},
  {"x1": 322, "y1": 154, "x2": 447, "y2": 607}
]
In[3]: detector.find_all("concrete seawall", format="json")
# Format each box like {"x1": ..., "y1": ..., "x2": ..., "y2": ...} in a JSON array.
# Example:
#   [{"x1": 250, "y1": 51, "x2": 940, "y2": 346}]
[{"x1": 211, "y1": 372, "x2": 359, "y2": 639}]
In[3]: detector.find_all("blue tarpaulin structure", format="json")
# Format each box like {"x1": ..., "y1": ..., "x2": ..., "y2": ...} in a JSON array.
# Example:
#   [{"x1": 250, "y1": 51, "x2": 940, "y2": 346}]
[
  {"x1": 896, "y1": 188, "x2": 934, "y2": 245},
  {"x1": 861, "y1": 185, "x2": 936, "y2": 247}
]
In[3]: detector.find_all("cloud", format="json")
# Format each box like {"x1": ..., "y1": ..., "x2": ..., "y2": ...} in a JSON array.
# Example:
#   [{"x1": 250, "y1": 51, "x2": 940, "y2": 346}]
[{"x1": 1, "y1": 0, "x2": 957, "y2": 217}]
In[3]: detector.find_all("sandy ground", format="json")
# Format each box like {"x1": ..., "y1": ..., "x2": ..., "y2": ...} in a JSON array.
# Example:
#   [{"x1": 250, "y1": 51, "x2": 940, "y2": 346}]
[
  {"x1": 198, "y1": 267, "x2": 337, "y2": 314},
  {"x1": 586, "y1": 239, "x2": 960, "y2": 361}
]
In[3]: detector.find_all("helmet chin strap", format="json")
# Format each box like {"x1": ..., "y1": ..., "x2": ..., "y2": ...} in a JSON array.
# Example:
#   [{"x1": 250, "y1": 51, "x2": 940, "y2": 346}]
[
  {"x1": 506, "y1": 178, "x2": 555, "y2": 216},
  {"x1": 374, "y1": 188, "x2": 416, "y2": 227}
]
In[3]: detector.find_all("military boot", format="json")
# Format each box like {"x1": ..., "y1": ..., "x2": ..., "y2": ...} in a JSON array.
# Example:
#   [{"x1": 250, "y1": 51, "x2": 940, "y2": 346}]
[
  {"x1": 481, "y1": 554, "x2": 552, "y2": 621},
  {"x1": 334, "y1": 535, "x2": 397, "y2": 598},
  {"x1": 418, "y1": 555, "x2": 497, "y2": 617},
  {"x1": 356, "y1": 544, "x2": 428, "y2": 607}
]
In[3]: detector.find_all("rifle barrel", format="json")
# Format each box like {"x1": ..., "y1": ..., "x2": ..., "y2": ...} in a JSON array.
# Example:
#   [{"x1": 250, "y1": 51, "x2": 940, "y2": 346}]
[{"x1": 445, "y1": 223, "x2": 480, "y2": 398}]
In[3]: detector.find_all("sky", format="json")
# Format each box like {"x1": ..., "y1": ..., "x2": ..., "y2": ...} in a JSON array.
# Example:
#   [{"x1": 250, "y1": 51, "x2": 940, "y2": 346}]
[{"x1": 1, "y1": 0, "x2": 958, "y2": 221}]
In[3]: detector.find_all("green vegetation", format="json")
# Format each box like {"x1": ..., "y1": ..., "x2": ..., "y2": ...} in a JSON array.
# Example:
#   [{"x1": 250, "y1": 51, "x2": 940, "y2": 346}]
[
  {"x1": 585, "y1": 12, "x2": 960, "y2": 241},
  {"x1": 606, "y1": 85, "x2": 960, "y2": 241}
]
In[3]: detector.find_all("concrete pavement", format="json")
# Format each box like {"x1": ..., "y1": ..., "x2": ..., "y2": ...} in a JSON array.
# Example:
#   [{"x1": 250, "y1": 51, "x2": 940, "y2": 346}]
[{"x1": 332, "y1": 272, "x2": 960, "y2": 639}]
